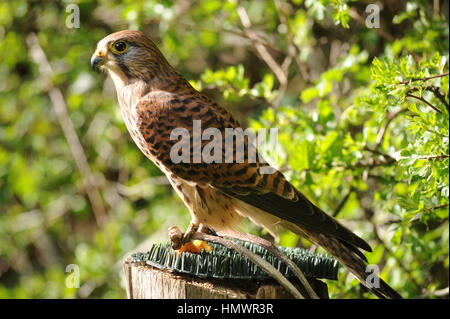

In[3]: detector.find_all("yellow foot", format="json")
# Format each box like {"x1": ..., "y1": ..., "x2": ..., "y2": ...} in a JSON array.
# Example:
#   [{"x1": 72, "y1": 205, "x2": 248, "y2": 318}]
[{"x1": 178, "y1": 240, "x2": 213, "y2": 253}]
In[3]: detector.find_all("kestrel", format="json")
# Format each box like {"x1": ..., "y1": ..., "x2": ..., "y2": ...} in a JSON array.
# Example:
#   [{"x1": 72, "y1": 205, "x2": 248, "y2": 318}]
[{"x1": 91, "y1": 30, "x2": 401, "y2": 299}]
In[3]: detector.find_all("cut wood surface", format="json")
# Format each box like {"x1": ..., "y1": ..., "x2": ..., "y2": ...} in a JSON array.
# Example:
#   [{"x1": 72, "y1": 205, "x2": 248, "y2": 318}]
[{"x1": 123, "y1": 259, "x2": 329, "y2": 299}]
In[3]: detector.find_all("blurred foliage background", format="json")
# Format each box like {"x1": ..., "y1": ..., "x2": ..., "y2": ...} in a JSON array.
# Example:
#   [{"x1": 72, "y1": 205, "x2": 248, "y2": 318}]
[{"x1": 0, "y1": 0, "x2": 448, "y2": 299}]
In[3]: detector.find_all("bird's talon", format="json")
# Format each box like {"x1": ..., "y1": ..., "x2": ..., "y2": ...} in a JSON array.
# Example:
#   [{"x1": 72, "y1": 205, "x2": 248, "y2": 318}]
[
  {"x1": 182, "y1": 223, "x2": 199, "y2": 244},
  {"x1": 168, "y1": 225, "x2": 183, "y2": 250},
  {"x1": 181, "y1": 231, "x2": 193, "y2": 245}
]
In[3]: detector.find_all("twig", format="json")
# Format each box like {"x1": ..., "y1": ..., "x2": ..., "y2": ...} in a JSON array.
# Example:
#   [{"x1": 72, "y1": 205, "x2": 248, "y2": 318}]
[
  {"x1": 178, "y1": 21, "x2": 285, "y2": 56},
  {"x1": 433, "y1": 0, "x2": 440, "y2": 17},
  {"x1": 405, "y1": 93, "x2": 442, "y2": 113},
  {"x1": 419, "y1": 286, "x2": 449, "y2": 299},
  {"x1": 296, "y1": 156, "x2": 396, "y2": 174},
  {"x1": 273, "y1": 0, "x2": 310, "y2": 81},
  {"x1": 217, "y1": 27, "x2": 284, "y2": 56},
  {"x1": 424, "y1": 85, "x2": 449, "y2": 111},
  {"x1": 367, "y1": 174, "x2": 406, "y2": 184},
  {"x1": 237, "y1": 6, "x2": 287, "y2": 108},
  {"x1": 115, "y1": 176, "x2": 169, "y2": 197},
  {"x1": 417, "y1": 154, "x2": 449, "y2": 160},
  {"x1": 26, "y1": 33, "x2": 107, "y2": 227},
  {"x1": 362, "y1": 146, "x2": 395, "y2": 182},
  {"x1": 332, "y1": 187, "x2": 354, "y2": 217},
  {"x1": 347, "y1": 7, "x2": 424, "y2": 61},
  {"x1": 348, "y1": 8, "x2": 395, "y2": 42},
  {"x1": 353, "y1": 157, "x2": 396, "y2": 168},
  {"x1": 398, "y1": 72, "x2": 449, "y2": 85},
  {"x1": 375, "y1": 109, "x2": 408, "y2": 146},
  {"x1": 168, "y1": 226, "x2": 308, "y2": 299},
  {"x1": 202, "y1": 82, "x2": 276, "y2": 108},
  {"x1": 363, "y1": 146, "x2": 395, "y2": 162},
  {"x1": 424, "y1": 203, "x2": 449, "y2": 211},
  {"x1": 359, "y1": 204, "x2": 422, "y2": 290}
]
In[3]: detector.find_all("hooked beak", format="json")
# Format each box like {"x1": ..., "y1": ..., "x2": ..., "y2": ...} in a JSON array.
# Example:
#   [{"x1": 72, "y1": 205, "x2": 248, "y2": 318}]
[{"x1": 91, "y1": 52, "x2": 107, "y2": 71}]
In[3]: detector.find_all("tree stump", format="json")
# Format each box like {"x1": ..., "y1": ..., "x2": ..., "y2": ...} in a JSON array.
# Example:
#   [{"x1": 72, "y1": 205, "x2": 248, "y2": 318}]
[{"x1": 123, "y1": 259, "x2": 329, "y2": 299}]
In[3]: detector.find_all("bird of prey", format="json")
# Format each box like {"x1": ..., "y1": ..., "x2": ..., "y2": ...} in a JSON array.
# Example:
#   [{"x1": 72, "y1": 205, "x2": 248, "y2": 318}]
[{"x1": 91, "y1": 30, "x2": 401, "y2": 299}]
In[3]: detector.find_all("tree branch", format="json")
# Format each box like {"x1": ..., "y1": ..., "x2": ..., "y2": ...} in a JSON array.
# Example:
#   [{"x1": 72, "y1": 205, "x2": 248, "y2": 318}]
[
  {"x1": 419, "y1": 286, "x2": 449, "y2": 299},
  {"x1": 375, "y1": 109, "x2": 408, "y2": 146},
  {"x1": 426, "y1": 203, "x2": 449, "y2": 211},
  {"x1": 406, "y1": 84, "x2": 449, "y2": 113},
  {"x1": 363, "y1": 146, "x2": 395, "y2": 162},
  {"x1": 26, "y1": 33, "x2": 107, "y2": 227},
  {"x1": 398, "y1": 72, "x2": 449, "y2": 85},
  {"x1": 424, "y1": 85, "x2": 449, "y2": 111},
  {"x1": 179, "y1": 21, "x2": 286, "y2": 57},
  {"x1": 352, "y1": 157, "x2": 396, "y2": 168},
  {"x1": 405, "y1": 93, "x2": 442, "y2": 113},
  {"x1": 237, "y1": 5, "x2": 288, "y2": 108},
  {"x1": 347, "y1": 8, "x2": 395, "y2": 42},
  {"x1": 332, "y1": 187, "x2": 354, "y2": 217},
  {"x1": 348, "y1": 7, "x2": 422, "y2": 61},
  {"x1": 358, "y1": 201, "x2": 422, "y2": 290},
  {"x1": 417, "y1": 154, "x2": 449, "y2": 160},
  {"x1": 273, "y1": 0, "x2": 310, "y2": 82}
]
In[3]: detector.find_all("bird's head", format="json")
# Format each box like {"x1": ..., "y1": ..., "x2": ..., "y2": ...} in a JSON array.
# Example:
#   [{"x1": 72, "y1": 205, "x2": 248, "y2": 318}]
[{"x1": 91, "y1": 30, "x2": 173, "y2": 89}]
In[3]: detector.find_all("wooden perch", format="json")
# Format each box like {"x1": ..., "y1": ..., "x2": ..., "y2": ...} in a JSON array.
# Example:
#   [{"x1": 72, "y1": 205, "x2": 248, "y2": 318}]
[
  {"x1": 123, "y1": 259, "x2": 329, "y2": 299},
  {"x1": 168, "y1": 226, "x2": 311, "y2": 299},
  {"x1": 122, "y1": 226, "x2": 338, "y2": 299}
]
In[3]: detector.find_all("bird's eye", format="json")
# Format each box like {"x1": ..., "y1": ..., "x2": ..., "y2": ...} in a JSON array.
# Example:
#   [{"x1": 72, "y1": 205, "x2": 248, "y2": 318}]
[{"x1": 111, "y1": 41, "x2": 128, "y2": 54}]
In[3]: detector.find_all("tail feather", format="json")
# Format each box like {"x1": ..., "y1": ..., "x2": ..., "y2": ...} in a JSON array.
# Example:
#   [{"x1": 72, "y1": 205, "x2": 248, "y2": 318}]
[
  {"x1": 222, "y1": 183, "x2": 402, "y2": 298},
  {"x1": 311, "y1": 234, "x2": 402, "y2": 299},
  {"x1": 283, "y1": 221, "x2": 402, "y2": 299},
  {"x1": 370, "y1": 278, "x2": 403, "y2": 299}
]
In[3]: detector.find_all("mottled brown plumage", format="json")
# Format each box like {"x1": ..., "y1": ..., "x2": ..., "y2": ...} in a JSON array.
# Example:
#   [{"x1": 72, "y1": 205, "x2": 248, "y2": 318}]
[{"x1": 91, "y1": 30, "x2": 401, "y2": 298}]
